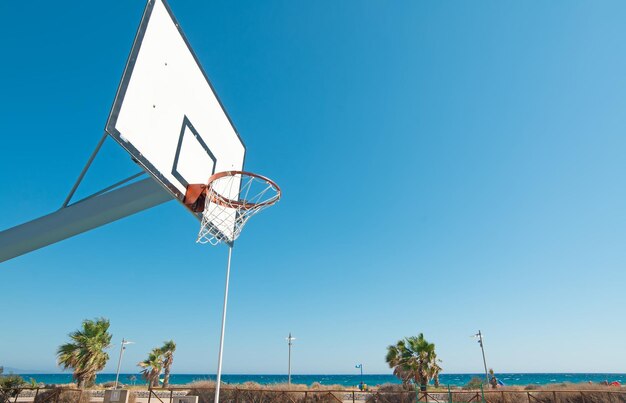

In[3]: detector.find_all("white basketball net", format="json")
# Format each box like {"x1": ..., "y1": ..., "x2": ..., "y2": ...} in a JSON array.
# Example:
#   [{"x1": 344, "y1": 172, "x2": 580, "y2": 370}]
[{"x1": 197, "y1": 172, "x2": 280, "y2": 245}]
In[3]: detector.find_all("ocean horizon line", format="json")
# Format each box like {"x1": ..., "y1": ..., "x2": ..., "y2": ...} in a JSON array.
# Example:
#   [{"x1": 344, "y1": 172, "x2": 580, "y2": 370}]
[{"x1": 9, "y1": 372, "x2": 626, "y2": 387}]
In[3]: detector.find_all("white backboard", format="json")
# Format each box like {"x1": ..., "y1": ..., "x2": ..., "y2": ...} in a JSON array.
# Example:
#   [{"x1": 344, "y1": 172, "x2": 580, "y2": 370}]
[{"x1": 105, "y1": 0, "x2": 245, "y2": 210}]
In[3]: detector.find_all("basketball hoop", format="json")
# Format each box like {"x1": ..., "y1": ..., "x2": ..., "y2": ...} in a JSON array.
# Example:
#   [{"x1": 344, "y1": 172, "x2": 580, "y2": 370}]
[
  {"x1": 183, "y1": 170, "x2": 280, "y2": 403},
  {"x1": 184, "y1": 171, "x2": 281, "y2": 245}
]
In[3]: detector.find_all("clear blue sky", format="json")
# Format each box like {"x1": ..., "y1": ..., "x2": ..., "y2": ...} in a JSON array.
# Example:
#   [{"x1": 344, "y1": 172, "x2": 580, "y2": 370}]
[{"x1": 1, "y1": 0, "x2": 626, "y2": 376}]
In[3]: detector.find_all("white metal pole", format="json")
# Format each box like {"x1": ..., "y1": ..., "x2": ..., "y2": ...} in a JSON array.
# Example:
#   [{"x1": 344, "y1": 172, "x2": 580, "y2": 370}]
[
  {"x1": 478, "y1": 330, "x2": 489, "y2": 384},
  {"x1": 288, "y1": 333, "x2": 292, "y2": 385},
  {"x1": 215, "y1": 246, "x2": 233, "y2": 403},
  {"x1": 114, "y1": 339, "x2": 125, "y2": 389}
]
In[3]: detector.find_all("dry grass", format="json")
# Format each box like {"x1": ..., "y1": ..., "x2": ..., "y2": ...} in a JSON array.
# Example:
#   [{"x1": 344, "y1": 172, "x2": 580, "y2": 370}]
[
  {"x1": 442, "y1": 383, "x2": 626, "y2": 403},
  {"x1": 185, "y1": 380, "x2": 344, "y2": 403},
  {"x1": 22, "y1": 381, "x2": 623, "y2": 403},
  {"x1": 365, "y1": 383, "x2": 415, "y2": 403},
  {"x1": 33, "y1": 388, "x2": 91, "y2": 403}
]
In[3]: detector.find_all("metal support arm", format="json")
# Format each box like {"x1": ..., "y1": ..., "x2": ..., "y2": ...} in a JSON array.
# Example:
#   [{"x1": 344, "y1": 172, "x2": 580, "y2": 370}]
[{"x1": 0, "y1": 178, "x2": 172, "y2": 263}]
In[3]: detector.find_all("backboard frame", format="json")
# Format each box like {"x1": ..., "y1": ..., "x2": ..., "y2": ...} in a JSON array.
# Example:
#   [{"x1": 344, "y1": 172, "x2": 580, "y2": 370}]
[{"x1": 104, "y1": 0, "x2": 246, "y2": 211}]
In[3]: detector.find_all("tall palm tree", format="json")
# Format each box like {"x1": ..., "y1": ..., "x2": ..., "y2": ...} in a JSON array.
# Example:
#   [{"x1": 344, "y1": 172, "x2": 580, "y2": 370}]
[
  {"x1": 385, "y1": 333, "x2": 442, "y2": 391},
  {"x1": 386, "y1": 340, "x2": 414, "y2": 387},
  {"x1": 160, "y1": 340, "x2": 176, "y2": 387},
  {"x1": 57, "y1": 318, "x2": 112, "y2": 388},
  {"x1": 138, "y1": 348, "x2": 163, "y2": 388}
]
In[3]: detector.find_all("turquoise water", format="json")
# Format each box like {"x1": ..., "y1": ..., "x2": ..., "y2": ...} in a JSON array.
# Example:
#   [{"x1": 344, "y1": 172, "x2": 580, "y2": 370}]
[{"x1": 14, "y1": 373, "x2": 626, "y2": 387}]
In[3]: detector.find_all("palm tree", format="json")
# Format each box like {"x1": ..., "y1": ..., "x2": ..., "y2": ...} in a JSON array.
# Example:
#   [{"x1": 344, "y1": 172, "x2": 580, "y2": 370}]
[
  {"x1": 57, "y1": 318, "x2": 112, "y2": 388},
  {"x1": 386, "y1": 340, "x2": 414, "y2": 387},
  {"x1": 138, "y1": 348, "x2": 163, "y2": 388},
  {"x1": 160, "y1": 340, "x2": 176, "y2": 387},
  {"x1": 385, "y1": 333, "x2": 442, "y2": 391}
]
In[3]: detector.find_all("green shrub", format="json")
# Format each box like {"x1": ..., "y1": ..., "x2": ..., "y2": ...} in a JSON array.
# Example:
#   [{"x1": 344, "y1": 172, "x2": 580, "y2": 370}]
[
  {"x1": 463, "y1": 377, "x2": 484, "y2": 390},
  {"x1": 0, "y1": 374, "x2": 26, "y2": 403}
]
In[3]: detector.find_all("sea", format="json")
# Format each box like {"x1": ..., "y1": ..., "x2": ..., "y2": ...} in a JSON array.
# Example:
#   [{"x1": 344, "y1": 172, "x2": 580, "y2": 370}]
[{"x1": 13, "y1": 373, "x2": 626, "y2": 388}]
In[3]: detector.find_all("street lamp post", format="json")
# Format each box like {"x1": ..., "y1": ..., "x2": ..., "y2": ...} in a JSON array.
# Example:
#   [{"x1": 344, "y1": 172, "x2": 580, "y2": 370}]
[
  {"x1": 286, "y1": 333, "x2": 296, "y2": 385},
  {"x1": 355, "y1": 364, "x2": 363, "y2": 388},
  {"x1": 114, "y1": 339, "x2": 134, "y2": 389},
  {"x1": 474, "y1": 331, "x2": 489, "y2": 385}
]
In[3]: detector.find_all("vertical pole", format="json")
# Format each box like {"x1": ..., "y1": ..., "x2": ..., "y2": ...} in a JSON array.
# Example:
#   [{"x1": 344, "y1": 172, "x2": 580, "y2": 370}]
[
  {"x1": 360, "y1": 365, "x2": 363, "y2": 385},
  {"x1": 115, "y1": 338, "x2": 126, "y2": 389},
  {"x1": 477, "y1": 331, "x2": 489, "y2": 385},
  {"x1": 288, "y1": 333, "x2": 292, "y2": 386},
  {"x1": 215, "y1": 245, "x2": 234, "y2": 403}
]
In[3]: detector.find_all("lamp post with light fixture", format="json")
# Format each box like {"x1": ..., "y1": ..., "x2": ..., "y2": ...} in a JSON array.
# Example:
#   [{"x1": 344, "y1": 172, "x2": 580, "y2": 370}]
[
  {"x1": 286, "y1": 333, "x2": 296, "y2": 385},
  {"x1": 355, "y1": 364, "x2": 363, "y2": 388},
  {"x1": 473, "y1": 331, "x2": 489, "y2": 384},
  {"x1": 114, "y1": 338, "x2": 134, "y2": 389}
]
